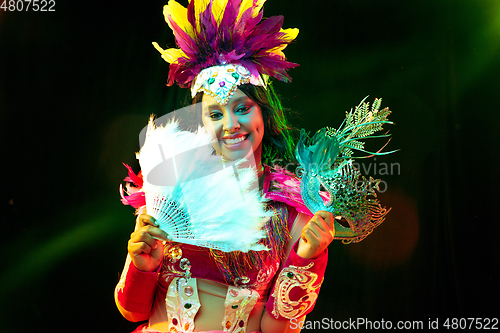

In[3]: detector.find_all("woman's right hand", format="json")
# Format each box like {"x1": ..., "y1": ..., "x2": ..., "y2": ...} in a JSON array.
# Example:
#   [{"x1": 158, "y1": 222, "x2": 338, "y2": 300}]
[{"x1": 128, "y1": 214, "x2": 171, "y2": 272}]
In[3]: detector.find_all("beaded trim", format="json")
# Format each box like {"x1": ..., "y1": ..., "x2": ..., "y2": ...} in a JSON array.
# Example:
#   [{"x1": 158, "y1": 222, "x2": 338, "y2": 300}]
[
  {"x1": 222, "y1": 286, "x2": 259, "y2": 333},
  {"x1": 166, "y1": 277, "x2": 201, "y2": 333}
]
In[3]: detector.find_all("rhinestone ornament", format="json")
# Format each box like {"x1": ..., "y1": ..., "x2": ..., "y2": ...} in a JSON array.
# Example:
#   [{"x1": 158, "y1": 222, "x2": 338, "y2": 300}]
[
  {"x1": 184, "y1": 286, "x2": 194, "y2": 297},
  {"x1": 167, "y1": 246, "x2": 182, "y2": 263},
  {"x1": 234, "y1": 276, "x2": 250, "y2": 287},
  {"x1": 190, "y1": 64, "x2": 266, "y2": 105},
  {"x1": 236, "y1": 65, "x2": 250, "y2": 77},
  {"x1": 180, "y1": 258, "x2": 191, "y2": 271}
]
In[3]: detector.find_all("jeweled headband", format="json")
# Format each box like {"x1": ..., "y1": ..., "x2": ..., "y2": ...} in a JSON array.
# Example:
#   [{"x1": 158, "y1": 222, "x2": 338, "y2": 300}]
[{"x1": 152, "y1": 0, "x2": 299, "y2": 105}]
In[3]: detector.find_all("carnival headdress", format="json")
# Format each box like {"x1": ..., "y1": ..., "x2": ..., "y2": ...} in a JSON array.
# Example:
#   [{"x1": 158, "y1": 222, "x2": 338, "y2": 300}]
[{"x1": 152, "y1": 0, "x2": 299, "y2": 105}]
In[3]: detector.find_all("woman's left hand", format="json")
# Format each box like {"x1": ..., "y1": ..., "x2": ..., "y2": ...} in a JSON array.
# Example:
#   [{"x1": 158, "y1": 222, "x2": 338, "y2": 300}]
[{"x1": 297, "y1": 210, "x2": 335, "y2": 259}]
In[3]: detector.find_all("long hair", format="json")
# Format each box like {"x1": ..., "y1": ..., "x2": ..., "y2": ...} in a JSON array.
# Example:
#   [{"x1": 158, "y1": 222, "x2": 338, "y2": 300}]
[{"x1": 191, "y1": 83, "x2": 298, "y2": 167}]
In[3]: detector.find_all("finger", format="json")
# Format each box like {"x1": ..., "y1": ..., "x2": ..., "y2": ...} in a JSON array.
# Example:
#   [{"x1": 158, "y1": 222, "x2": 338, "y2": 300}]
[
  {"x1": 309, "y1": 215, "x2": 329, "y2": 235},
  {"x1": 307, "y1": 217, "x2": 335, "y2": 243},
  {"x1": 301, "y1": 223, "x2": 321, "y2": 245},
  {"x1": 138, "y1": 214, "x2": 157, "y2": 228},
  {"x1": 314, "y1": 211, "x2": 335, "y2": 238},
  {"x1": 128, "y1": 238, "x2": 154, "y2": 255},
  {"x1": 316, "y1": 211, "x2": 334, "y2": 229},
  {"x1": 130, "y1": 228, "x2": 157, "y2": 248},
  {"x1": 309, "y1": 220, "x2": 329, "y2": 241},
  {"x1": 137, "y1": 225, "x2": 171, "y2": 242},
  {"x1": 149, "y1": 226, "x2": 171, "y2": 241}
]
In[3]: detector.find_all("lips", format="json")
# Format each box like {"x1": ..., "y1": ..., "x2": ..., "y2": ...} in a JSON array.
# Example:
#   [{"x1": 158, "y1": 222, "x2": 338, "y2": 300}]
[{"x1": 221, "y1": 134, "x2": 250, "y2": 147}]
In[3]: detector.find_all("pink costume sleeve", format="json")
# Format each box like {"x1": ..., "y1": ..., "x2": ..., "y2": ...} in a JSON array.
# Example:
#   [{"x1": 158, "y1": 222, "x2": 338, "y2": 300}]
[
  {"x1": 116, "y1": 259, "x2": 161, "y2": 316},
  {"x1": 265, "y1": 240, "x2": 328, "y2": 320}
]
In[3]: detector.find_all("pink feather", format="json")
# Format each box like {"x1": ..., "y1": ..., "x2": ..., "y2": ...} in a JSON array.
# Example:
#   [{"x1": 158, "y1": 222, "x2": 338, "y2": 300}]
[{"x1": 120, "y1": 164, "x2": 146, "y2": 208}]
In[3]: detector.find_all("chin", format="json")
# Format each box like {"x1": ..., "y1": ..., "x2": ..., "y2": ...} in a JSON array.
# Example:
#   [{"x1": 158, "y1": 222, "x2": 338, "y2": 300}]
[{"x1": 222, "y1": 149, "x2": 253, "y2": 162}]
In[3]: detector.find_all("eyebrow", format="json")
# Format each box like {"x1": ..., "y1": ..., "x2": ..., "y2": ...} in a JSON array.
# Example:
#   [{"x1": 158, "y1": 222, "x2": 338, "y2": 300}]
[
  {"x1": 230, "y1": 96, "x2": 252, "y2": 106},
  {"x1": 204, "y1": 96, "x2": 252, "y2": 111}
]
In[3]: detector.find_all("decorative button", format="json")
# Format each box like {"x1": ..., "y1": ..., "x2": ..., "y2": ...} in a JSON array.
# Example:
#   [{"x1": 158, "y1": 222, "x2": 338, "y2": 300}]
[
  {"x1": 232, "y1": 72, "x2": 239, "y2": 80},
  {"x1": 231, "y1": 304, "x2": 238, "y2": 309},
  {"x1": 287, "y1": 272, "x2": 294, "y2": 279},
  {"x1": 208, "y1": 77, "x2": 215, "y2": 84},
  {"x1": 184, "y1": 302, "x2": 192, "y2": 309},
  {"x1": 226, "y1": 321, "x2": 232, "y2": 329},
  {"x1": 184, "y1": 286, "x2": 194, "y2": 297},
  {"x1": 167, "y1": 246, "x2": 182, "y2": 263},
  {"x1": 219, "y1": 81, "x2": 226, "y2": 87},
  {"x1": 229, "y1": 289, "x2": 239, "y2": 297},
  {"x1": 171, "y1": 318, "x2": 178, "y2": 326},
  {"x1": 239, "y1": 320, "x2": 245, "y2": 327}
]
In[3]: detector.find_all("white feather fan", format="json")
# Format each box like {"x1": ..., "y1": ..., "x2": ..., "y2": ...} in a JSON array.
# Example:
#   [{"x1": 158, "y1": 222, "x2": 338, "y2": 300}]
[{"x1": 137, "y1": 119, "x2": 271, "y2": 252}]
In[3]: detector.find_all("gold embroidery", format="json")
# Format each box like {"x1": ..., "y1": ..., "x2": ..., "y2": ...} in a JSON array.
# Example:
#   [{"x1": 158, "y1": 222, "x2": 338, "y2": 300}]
[{"x1": 271, "y1": 262, "x2": 322, "y2": 319}]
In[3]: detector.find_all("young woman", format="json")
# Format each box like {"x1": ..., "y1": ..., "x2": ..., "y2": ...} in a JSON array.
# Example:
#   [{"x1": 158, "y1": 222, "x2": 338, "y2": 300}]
[
  {"x1": 115, "y1": 1, "x2": 337, "y2": 332},
  {"x1": 116, "y1": 85, "x2": 334, "y2": 333}
]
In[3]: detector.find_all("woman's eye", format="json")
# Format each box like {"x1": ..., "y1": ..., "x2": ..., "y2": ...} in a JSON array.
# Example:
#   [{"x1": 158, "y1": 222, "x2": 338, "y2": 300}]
[
  {"x1": 236, "y1": 105, "x2": 252, "y2": 114},
  {"x1": 209, "y1": 112, "x2": 223, "y2": 120}
]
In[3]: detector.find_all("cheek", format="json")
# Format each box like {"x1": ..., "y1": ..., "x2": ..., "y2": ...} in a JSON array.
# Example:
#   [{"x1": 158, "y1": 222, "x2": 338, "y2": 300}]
[
  {"x1": 255, "y1": 111, "x2": 265, "y2": 138},
  {"x1": 202, "y1": 117, "x2": 220, "y2": 139}
]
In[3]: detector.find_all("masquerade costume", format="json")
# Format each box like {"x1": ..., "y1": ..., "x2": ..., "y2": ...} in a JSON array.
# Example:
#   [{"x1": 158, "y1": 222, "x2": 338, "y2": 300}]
[
  {"x1": 118, "y1": 165, "x2": 327, "y2": 332},
  {"x1": 116, "y1": 0, "x2": 394, "y2": 332}
]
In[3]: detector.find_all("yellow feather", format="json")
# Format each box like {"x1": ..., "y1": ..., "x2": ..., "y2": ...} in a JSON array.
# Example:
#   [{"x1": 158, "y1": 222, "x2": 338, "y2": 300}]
[
  {"x1": 152, "y1": 43, "x2": 187, "y2": 64},
  {"x1": 212, "y1": 0, "x2": 228, "y2": 24},
  {"x1": 268, "y1": 49, "x2": 285, "y2": 59},
  {"x1": 237, "y1": 0, "x2": 252, "y2": 20},
  {"x1": 194, "y1": 0, "x2": 211, "y2": 30},
  {"x1": 280, "y1": 27, "x2": 299, "y2": 41},
  {"x1": 164, "y1": 1, "x2": 193, "y2": 36},
  {"x1": 267, "y1": 28, "x2": 299, "y2": 58},
  {"x1": 251, "y1": 0, "x2": 266, "y2": 17},
  {"x1": 237, "y1": 0, "x2": 266, "y2": 21}
]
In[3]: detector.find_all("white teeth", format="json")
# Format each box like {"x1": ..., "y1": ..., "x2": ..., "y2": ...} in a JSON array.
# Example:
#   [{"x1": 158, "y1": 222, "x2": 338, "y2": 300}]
[{"x1": 225, "y1": 136, "x2": 246, "y2": 145}]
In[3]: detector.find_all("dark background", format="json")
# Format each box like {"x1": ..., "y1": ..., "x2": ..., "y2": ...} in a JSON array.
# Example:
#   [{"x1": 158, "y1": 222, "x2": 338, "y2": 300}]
[{"x1": 1, "y1": 0, "x2": 498, "y2": 331}]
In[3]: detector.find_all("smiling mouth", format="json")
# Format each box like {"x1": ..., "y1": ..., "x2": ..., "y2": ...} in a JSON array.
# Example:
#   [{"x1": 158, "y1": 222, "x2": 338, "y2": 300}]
[{"x1": 222, "y1": 134, "x2": 249, "y2": 145}]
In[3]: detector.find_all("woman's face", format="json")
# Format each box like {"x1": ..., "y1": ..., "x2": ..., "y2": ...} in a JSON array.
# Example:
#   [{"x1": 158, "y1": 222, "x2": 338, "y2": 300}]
[{"x1": 201, "y1": 89, "x2": 264, "y2": 163}]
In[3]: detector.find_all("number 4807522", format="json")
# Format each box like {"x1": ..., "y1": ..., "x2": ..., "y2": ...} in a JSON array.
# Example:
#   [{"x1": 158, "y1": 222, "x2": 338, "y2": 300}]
[{"x1": 1, "y1": 0, "x2": 56, "y2": 12}]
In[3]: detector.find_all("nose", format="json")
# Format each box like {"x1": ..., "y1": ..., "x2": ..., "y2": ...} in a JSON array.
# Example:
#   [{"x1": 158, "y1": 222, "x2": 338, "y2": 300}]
[{"x1": 223, "y1": 111, "x2": 240, "y2": 132}]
